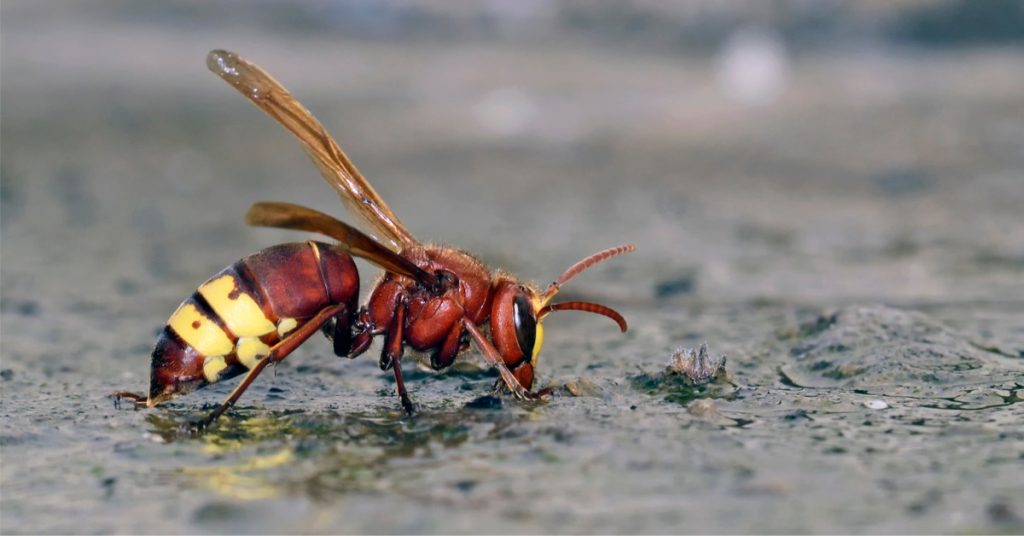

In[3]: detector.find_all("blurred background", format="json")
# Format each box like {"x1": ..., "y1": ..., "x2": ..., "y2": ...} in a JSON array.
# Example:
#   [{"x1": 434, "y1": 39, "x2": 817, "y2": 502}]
[
  {"x1": 2, "y1": 1, "x2": 1023, "y2": 534},
  {"x1": 4, "y1": 0, "x2": 1023, "y2": 305}
]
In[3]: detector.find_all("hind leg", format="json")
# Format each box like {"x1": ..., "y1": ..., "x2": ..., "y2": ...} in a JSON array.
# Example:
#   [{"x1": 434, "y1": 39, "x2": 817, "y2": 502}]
[
  {"x1": 198, "y1": 303, "x2": 348, "y2": 428},
  {"x1": 111, "y1": 391, "x2": 148, "y2": 409}
]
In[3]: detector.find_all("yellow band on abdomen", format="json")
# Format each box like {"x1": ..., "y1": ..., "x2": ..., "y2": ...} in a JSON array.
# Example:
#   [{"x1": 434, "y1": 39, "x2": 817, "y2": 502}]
[
  {"x1": 168, "y1": 303, "x2": 235, "y2": 357},
  {"x1": 198, "y1": 275, "x2": 276, "y2": 338}
]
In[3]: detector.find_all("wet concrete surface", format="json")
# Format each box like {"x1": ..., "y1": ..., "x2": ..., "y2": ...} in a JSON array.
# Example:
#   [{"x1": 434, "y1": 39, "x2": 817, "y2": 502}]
[{"x1": 2, "y1": 3, "x2": 1023, "y2": 534}]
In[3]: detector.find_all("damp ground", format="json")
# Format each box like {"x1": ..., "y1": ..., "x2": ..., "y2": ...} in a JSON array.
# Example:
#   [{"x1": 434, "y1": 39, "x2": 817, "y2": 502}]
[{"x1": 2, "y1": 3, "x2": 1023, "y2": 534}]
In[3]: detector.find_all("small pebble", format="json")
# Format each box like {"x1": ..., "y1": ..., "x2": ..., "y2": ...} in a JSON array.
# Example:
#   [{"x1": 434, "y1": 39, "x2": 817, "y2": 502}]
[
  {"x1": 564, "y1": 379, "x2": 601, "y2": 397},
  {"x1": 864, "y1": 399, "x2": 888, "y2": 410},
  {"x1": 142, "y1": 432, "x2": 166, "y2": 444},
  {"x1": 687, "y1": 399, "x2": 719, "y2": 418}
]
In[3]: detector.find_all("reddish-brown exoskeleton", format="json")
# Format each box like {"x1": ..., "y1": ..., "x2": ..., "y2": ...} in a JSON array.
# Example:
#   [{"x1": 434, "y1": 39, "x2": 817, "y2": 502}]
[{"x1": 115, "y1": 50, "x2": 634, "y2": 427}]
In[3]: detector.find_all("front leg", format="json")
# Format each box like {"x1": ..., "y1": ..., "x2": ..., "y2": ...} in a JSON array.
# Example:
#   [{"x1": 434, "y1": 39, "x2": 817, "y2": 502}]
[
  {"x1": 463, "y1": 319, "x2": 535, "y2": 399},
  {"x1": 492, "y1": 377, "x2": 556, "y2": 399}
]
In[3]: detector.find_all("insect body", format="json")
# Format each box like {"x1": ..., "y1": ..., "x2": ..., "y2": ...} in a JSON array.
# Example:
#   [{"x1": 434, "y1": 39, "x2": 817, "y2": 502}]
[
  {"x1": 116, "y1": 50, "x2": 634, "y2": 426},
  {"x1": 146, "y1": 241, "x2": 358, "y2": 407}
]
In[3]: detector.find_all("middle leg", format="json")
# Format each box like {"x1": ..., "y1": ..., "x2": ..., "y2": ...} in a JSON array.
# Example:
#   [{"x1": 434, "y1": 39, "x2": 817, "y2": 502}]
[
  {"x1": 463, "y1": 319, "x2": 535, "y2": 399},
  {"x1": 380, "y1": 294, "x2": 415, "y2": 414}
]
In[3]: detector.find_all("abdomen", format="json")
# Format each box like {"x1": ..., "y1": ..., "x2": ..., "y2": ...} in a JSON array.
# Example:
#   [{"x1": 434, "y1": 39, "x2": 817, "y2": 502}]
[{"x1": 148, "y1": 241, "x2": 358, "y2": 404}]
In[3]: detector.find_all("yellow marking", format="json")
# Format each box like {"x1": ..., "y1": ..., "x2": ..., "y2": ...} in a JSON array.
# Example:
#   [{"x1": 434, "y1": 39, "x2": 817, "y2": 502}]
[
  {"x1": 530, "y1": 292, "x2": 548, "y2": 366},
  {"x1": 203, "y1": 355, "x2": 228, "y2": 383},
  {"x1": 169, "y1": 303, "x2": 234, "y2": 357},
  {"x1": 277, "y1": 317, "x2": 298, "y2": 337},
  {"x1": 309, "y1": 241, "x2": 322, "y2": 263},
  {"x1": 198, "y1": 275, "x2": 276, "y2": 338},
  {"x1": 236, "y1": 336, "x2": 270, "y2": 369},
  {"x1": 531, "y1": 322, "x2": 545, "y2": 365},
  {"x1": 181, "y1": 447, "x2": 295, "y2": 500}
]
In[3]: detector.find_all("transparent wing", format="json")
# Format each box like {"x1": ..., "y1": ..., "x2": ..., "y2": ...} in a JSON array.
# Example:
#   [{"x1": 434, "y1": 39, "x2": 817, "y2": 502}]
[{"x1": 207, "y1": 49, "x2": 418, "y2": 252}]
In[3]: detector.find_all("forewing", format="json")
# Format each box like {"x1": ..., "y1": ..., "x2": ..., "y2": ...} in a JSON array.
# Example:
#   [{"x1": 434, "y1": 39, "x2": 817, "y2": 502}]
[
  {"x1": 207, "y1": 49, "x2": 418, "y2": 251},
  {"x1": 246, "y1": 202, "x2": 436, "y2": 286}
]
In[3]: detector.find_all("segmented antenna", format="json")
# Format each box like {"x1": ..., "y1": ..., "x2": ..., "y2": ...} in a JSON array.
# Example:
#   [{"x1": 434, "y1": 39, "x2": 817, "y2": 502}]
[
  {"x1": 543, "y1": 244, "x2": 636, "y2": 301},
  {"x1": 538, "y1": 301, "x2": 628, "y2": 332}
]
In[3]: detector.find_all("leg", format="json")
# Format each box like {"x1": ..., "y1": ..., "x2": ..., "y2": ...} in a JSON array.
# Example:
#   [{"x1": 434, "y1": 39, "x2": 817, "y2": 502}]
[
  {"x1": 534, "y1": 386, "x2": 557, "y2": 398},
  {"x1": 378, "y1": 297, "x2": 406, "y2": 371},
  {"x1": 330, "y1": 307, "x2": 352, "y2": 357},
  {"x1": 490, "y1": 379, "x2": 555, "y2": 399},
  {"x1": 380, "y1": 295, "x2": 415, "y2": 413},
  {"x1": 349, "y1": 327, "x2": 373, "y2": 357},
  {"x1": 430, "y1": 319, "x2": 464, "y2": 370},
  {"x1": 463, "y1": 319, "x2": 535, "y2": 399},
  {"x1": 391, "y1": 355, "x2": 416, "y2": 414},
  {"x1": 347, "y1": 308, "x2": 378, "y2": 358},
  {"x1": 319, "y1": 305, "x2": 355, "y2": 358},
  {"x1": 111, "y1": 391, "x2": 147, "y2": 408},
  {"x1": 197, "y1": 303, "x2": 347, "y2": 428}
]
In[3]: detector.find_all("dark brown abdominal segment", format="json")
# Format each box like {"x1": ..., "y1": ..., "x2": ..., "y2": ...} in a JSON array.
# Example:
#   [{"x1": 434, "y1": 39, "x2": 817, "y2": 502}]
[
  {"x1": 241, "y1": 242, "x2": 332, "y2": 319},
  {"x1": 149, "y1": 327, "x2": 208, "y2": 403},
  {"x1": 317, "y1": 243, "x2": 360, "y2": 308}
]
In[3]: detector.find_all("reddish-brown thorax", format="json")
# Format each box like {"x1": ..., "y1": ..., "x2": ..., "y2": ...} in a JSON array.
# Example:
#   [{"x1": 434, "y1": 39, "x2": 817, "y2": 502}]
[{"x1": 356, "y1": 244, "x2": 536, "y2": 385}]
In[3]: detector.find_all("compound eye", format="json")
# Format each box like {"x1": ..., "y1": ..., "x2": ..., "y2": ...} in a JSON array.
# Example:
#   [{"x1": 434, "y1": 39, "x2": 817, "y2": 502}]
[{"x1": 512, "y1": 292, "x2": 537, "y2": 359}]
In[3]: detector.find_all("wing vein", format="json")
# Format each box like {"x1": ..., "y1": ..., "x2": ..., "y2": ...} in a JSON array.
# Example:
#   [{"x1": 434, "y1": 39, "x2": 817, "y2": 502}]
[{"x1": 207, "y1": 49, "x2": 419, "y2": 252}]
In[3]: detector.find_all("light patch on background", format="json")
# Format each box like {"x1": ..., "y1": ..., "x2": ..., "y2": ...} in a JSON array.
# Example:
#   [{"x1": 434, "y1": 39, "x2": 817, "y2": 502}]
[
  {"x1": 472, "y1": 87, "x2": 538, "y2": 137},
  {"x1": 715, "y1": 27, "x2": 790, "y2": 107}
]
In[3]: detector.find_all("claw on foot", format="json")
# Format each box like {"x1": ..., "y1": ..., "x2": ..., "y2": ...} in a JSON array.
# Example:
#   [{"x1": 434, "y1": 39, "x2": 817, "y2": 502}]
[
  {"x1": 111, "y1": 391, "x2": 148, "y2": 409},
  {"x1": 491, "y1": 379, "x2": 549, "y2": 400},
  {"x1": 400, "y1": 397, "x2": 418, "y2": 415},
  {"x1": 530, "y1": 387, "x2": 556, "y2": 400},
  {"x1": 181, "y1": 418, "x2": 210, "y2": 434}
]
